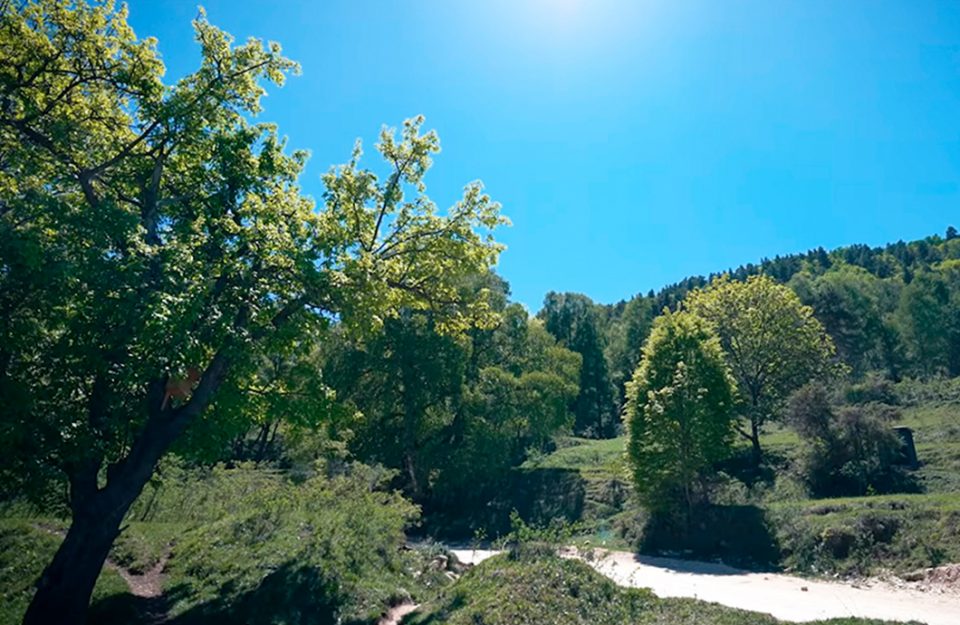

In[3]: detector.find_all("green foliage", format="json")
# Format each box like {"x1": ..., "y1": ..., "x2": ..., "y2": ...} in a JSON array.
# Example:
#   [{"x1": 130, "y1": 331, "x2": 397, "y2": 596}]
[
  {"x1": 0, "y1": 0, "x2": 504, "y2": 506},
  {"x1": 895, "y1": 264, "x2": 960, "y2": 377},
  {"x1": 408, "y1": 553, "x2": 654, "y2": 625},
  {"x1": 327, "y1": 279, "x2": 580, "y2": 516},
  {"x1": 685, "y1": 275, "x2": 839, "y2": 462},
  {"x1": 163, "y1": 467, "x2": 419, "y2": 624},
  {"x1": 604, "y1": 295, "x2": 656, "y2": 405},
  {"x1": 786, "y1": 384, "x2": 916, "y2": 497},
  {"x1": 772, "y1": 494, "x2": 960, "y2": 575},
  {"x1": 789, "y1": 266, "x2": 898, "y2": 377},
  {"x1": 0, "y1": 4, "x2": 506, "y2": 620},
  {"x1": 598, "y1": 231, "x2": 960, "y2": 391},
  {"x1": 0, "y1": 463, "x2": 450, "y2": 625},
  {"x1": 625, "y1": 310, "x2": 737, "y2": 514},
  {"x1": 539, "y1": 292, "x2": 619, "y2": 437}
]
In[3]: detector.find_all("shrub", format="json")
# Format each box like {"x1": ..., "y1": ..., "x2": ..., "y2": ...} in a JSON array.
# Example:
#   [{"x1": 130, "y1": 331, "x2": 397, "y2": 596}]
[
  {"x1": 787, "y1": 384, "x2": 917, "y2": 497},
  {"x1": 821, "y1": 526, "x2": 857, "y2": 558},
  {"x1": 161, "y1": 464, "x2": 420, "y2": 624},
  {"x1": 845, "y1": 374, "x2": 899, "y2": 405}
]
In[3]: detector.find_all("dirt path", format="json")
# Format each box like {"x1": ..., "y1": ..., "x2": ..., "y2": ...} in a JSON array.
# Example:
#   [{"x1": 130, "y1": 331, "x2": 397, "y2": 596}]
[
  {"x1": 108, "y1": 551, "x2": 171, "y2": 624},
  {"x1": 33, "y1": 524, "x2": 171, "y2": 623},
  {"x1": 378, "y1": 601, "x2": 420, "y2": 625},
  {"x1": 449, "y1": 548, "x2": 960, "y2": 625},
  {"x1": 109, "y1": 552, "x2": 168, "y2": 599}
]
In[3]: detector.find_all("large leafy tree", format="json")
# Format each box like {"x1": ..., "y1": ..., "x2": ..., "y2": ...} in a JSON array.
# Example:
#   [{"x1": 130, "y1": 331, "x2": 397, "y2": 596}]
[
  {"x1": 327, "y1": 279, "x2": 580, "y2": 507},
  {"x1": 327, "y1": 308, "x2": 471, "y2": 499},
  {"x1": 625, "y1": 310, "x2": 736, "y2": 517},
  {"x1": 684, "y1": 275, "x2": 838, "y2": 466},
  {"x1": 791, "y1": 267, "x2": 885, "y2": 375},
  {"x1": 0, "y1": 3, "x2": 504, "y2": 623},
  {"x1": 790, "y1": 265, "x2": 902, "y2": 378}
]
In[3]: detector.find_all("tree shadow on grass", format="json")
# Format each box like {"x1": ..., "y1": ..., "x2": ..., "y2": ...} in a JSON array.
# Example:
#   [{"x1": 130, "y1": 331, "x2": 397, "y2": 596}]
[
  {"x1": 90, "y1": 562, "x2": 345, "y2": 625},
  {"x1": 639, "y1": 504, "x2": 781, "y2": 571},
  {"x1": 422, "y1": 467, "x2": 586, "y2": 540},
  {"x1": 89, "y1": 593, "x2": 162, "y2": 625},
  {"x1": 715, "y1": 447, "x2": 789, "y2": 489}
]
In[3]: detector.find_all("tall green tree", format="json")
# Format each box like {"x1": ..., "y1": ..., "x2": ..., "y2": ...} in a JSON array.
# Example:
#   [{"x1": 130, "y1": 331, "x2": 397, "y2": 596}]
[
  {"x1": 328, "y1": 281, "x2": 580, "y2": 507},
  {"x1": 625, "y1": 310, "x2": 736, "y2": 517},
  {"x1": 327, "y1": 309, "x2": 470, "y2": 499},
  {"x1": 895, "y1": 263, "x2": 960, "y2": 377},
  {"x1": 789, "y1": 266, "x2": 891, "y2": 377},
  {"x1": 685, "y1": 275, "x2": 838, "y2": 466},
  {"x1": 0, "y1": 3, "x2": 504, "y2": 623},
  {"x1": 605, "y1": 295, "x2": 655, "y2": 406},
  {"x1": 539, "y1": 292, "x2": 618, "y2": 437}
]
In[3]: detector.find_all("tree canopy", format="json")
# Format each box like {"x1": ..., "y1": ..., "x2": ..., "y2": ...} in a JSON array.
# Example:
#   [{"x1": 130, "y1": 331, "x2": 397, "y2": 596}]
[
  {"x1": 625, "y1": 310, "x2": 736, "y2": 516},
  {"x1": 684, "y1": 275, "x2": 838, "y2": 464},
  {"x1": 327, "y1": 276, "x2": 580, "y2": 516},
  {"x1": 539, "y1": 292, "x2": 618, "y2": 438},
  {"x1": 0, "y1": 2, "x2": 505, "y2": 622}
]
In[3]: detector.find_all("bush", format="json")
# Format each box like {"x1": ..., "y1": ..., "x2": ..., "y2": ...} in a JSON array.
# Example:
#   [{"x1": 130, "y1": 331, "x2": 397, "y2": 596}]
[
  {"x1": 156, "y1": 464, "x2": 421, "y2": 624},
  {"x1": 787, "y1": 385, "x2": 917, "y2": 497},
  {"x1": 845, "y1": 374, "x2": 899, "y2": 406},
  {"x1": 407, "y1": 552, "x2": 655, "y2": 625},
  {"x1": 820, "y1": 526, "x2": 857, "y2": 559}
]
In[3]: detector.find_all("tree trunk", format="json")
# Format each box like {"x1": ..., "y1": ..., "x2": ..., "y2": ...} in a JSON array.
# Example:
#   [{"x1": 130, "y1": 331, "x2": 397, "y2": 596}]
[
  {"x1": 750, "y1": 417, "x2": 762, "y2": 468},
  {"x1": 22, "y1": 478, "x2": 146, "y2": 625},
  {"x1": 23, "y1": 353, "x2": 229, "y2": 625}
]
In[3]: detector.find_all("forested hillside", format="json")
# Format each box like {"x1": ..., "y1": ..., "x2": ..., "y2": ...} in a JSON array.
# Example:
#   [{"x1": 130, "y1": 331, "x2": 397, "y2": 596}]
[{"x1": 543, "y1": 230, "x2": 960, "y2": 426}]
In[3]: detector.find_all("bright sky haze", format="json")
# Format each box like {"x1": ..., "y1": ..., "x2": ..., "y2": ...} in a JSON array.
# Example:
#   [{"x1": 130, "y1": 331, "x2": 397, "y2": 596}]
[{"x1": 126, "y1": 0, "x2": 960, "y2": 308}]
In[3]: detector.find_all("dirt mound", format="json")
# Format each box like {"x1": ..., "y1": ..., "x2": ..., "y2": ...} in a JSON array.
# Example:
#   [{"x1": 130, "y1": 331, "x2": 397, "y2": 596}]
[{"x1": 900, "y1": 563, "x2": 960, "y2": 594}]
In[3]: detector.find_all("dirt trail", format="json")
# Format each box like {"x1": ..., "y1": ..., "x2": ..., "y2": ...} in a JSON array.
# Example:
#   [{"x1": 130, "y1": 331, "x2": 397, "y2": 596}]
[
  {"x1": 101, "y1": 552, "x2": 170, "y2": 624},
  {"x1": 378, "y1": 601, "x2": 420, "y2": 625},
  {"x1": 33, "y1": 524, "x2": 171, "y2": 623},
  {"x1": 109, "y1": 552, "x2": 168, "y2": 599},
  {"x1": 449, "y1": 548, "x2": 960, "y2": 625}
]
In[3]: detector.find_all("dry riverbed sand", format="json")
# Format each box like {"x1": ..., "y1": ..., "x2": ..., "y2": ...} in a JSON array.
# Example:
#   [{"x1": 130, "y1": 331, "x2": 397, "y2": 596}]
[{"x1": 448, "y1": 548, "x2": 960, "y2": 625}]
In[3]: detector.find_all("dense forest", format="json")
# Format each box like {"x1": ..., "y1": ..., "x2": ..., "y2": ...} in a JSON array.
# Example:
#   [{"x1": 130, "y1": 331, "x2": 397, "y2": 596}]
[
  {"x1": 2, "y1": 3, "x2": 959, "y2": 625},
  {"x1": 595, "y1": 229, "x2": 960, "y2": 412}
]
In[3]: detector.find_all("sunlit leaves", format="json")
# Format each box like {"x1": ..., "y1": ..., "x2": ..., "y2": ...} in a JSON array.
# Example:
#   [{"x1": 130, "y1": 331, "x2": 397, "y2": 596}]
[
  {"x1": 684, "y1": 274, "x2": 841, "y2": 460},
  {"x1": 0, "y1": 1, "x2": 505, "y2": 495},
  {"x1": 625, "y1": 310, "x2": 736, "y2": 513}
]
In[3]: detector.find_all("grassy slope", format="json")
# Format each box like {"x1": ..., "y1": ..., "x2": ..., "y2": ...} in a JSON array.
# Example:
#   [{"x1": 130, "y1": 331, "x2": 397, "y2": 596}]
[
  {"x1": 523, "y1": 392, "x2": 960, "y2": 575},
  {"x1": 523, "y1": 436, "x2": 634, "y2": 548},
  {"x1": 770, "y1": 400, "x2": 960, "y2": 574},
  {"x1": 0, "y1": 519, "x2": 133, "y2": 625},
  {"x1": 0, "y1": 467, "x2": 450, "y2": 625},
  {"x1": 408, "y1": 551, "x2": 916, "y2": 625}
]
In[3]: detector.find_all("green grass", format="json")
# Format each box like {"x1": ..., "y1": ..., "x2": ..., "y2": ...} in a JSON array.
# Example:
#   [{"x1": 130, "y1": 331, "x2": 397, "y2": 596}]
[
  {"x1": 1, "y1": 464, "x2": 454, "y2": 625},
  {"x1": 525, "y1": 436, "x2": 629, "y2": 480},
  {"x1": 110, "y1": 522, "x2": 180, "y2": 574},
  {"x1": 0, "y1": 519, "x2": 132, "y2": 625},
  {"x1": 770, "y1": 492, "x2": 960, "y2": 574},
  {"x1": 519, "y1": 382, "x2": 960, "y2": 577},
  {"x1": 757, "y1": 394, "x2": 960, "y2": 575},
  {"x1": 408, "y1": 550, "x2": 918, "y2": 625},
  {"x1": 522, "y1": 437, "x2": 635, "y2": 548}
]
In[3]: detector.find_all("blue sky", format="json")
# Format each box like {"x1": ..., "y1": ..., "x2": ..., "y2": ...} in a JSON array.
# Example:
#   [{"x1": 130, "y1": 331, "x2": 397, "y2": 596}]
[{"x1": 126, "y1": 1, "x2": 960, "y2": 309}]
